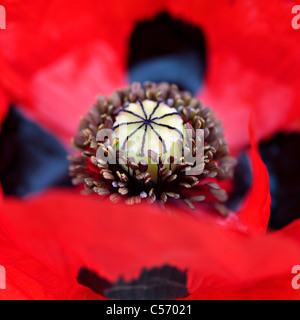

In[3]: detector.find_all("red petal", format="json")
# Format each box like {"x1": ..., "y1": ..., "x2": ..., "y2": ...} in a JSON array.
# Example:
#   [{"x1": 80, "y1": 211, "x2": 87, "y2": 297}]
[
  {"x1": 27, "y1": 42, "x2": 126, "y2": 145},
  {"x1": 0, "y1": 185, "x2": 299, "y2": 297},
  {"x1": 0, "y1": 0, "x2": 129, "y2": 144},
  {"x1": 237, "y1": 119, "x2": 271, "y2": 233},
  {"x1": 0, "y1": 229, "x2": 103, "y2": 299}
]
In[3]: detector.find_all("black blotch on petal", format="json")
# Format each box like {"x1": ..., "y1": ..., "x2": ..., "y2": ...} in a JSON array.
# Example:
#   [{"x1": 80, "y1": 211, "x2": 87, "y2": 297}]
[
  {"x1": 228, "y1": 132, "x2": 300, "y2": 230},
  {"x1": 128, "y1": 12, "x2": 206, "y2": 94},
  {"x1": 259, "y1": 132, "x2": 300, "y2": 230},
  {"x1": 226, "y1": 152, "x2": 253, "y2": 211},
  {"x1": 77, "y1": 267, "x2": 111, "y2": 296},
  {"x1": 0, "y1": 107, "x2": 72, "y2": 196},
  {"x1": 77, "y1": 265, "x2": 188, "y2": 300}
]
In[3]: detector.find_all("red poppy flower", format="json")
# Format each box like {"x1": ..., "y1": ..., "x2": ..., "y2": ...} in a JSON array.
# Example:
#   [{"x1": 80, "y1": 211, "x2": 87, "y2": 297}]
[{"x1": 1, "y1": 0, "x2": 300, "y2": 300}]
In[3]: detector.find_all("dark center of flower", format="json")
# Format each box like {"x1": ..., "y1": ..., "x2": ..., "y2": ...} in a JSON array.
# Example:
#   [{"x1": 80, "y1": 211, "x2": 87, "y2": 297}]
[{"x1": 69, "y1": 82, "x2": 235, "y2": 213}]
